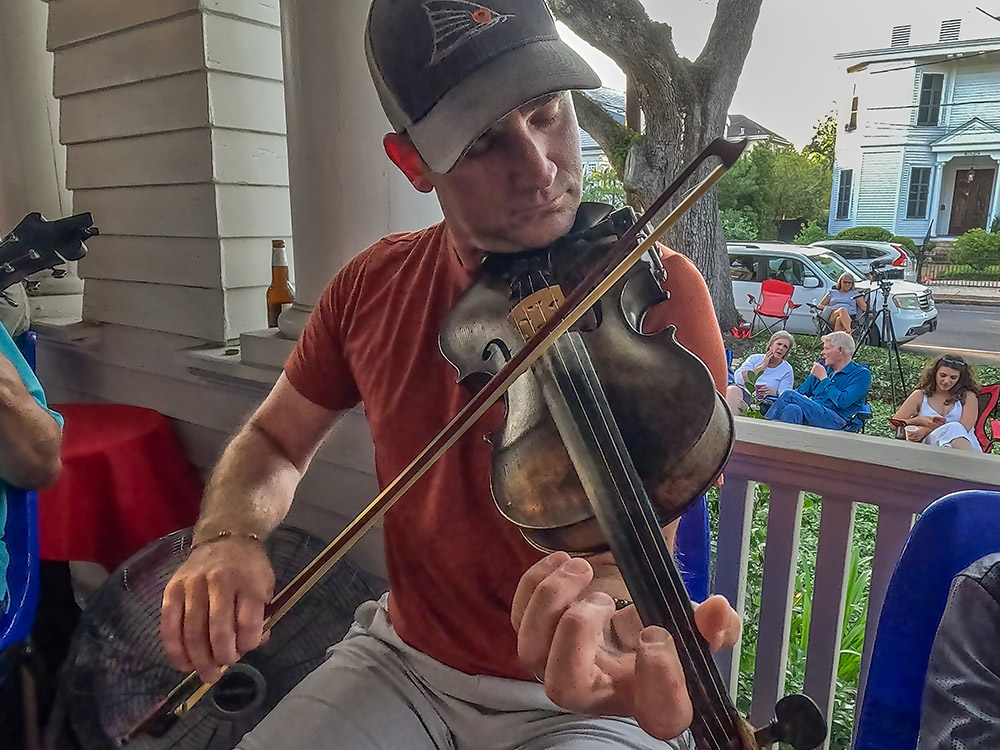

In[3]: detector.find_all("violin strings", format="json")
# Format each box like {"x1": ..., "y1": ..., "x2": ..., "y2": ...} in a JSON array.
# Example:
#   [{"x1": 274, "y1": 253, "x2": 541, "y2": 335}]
[
  {"x1": 552, "y1": 333, "x2": 735, "y2": 749},
  {"x1": 518, "y1": 268, "x2": 734, "y2": 749}
]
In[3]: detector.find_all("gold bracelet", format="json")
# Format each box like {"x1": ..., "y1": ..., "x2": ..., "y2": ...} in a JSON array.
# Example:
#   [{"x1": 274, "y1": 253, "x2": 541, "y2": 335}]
[{"x1": 191, "y1": 530, "x2": 262, "y2": 551}]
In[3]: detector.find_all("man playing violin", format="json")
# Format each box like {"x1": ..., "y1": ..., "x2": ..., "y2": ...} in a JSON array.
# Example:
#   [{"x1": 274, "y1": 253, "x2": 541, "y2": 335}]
[{"x1": 160, "y1": 1, "x2": 740, "y2": 747}]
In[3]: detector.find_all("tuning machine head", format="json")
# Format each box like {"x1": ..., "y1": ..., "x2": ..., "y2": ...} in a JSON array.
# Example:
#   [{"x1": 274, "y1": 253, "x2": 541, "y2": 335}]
[{"x1": 754, "y1": 694, "x2": 827, "y2": 749}]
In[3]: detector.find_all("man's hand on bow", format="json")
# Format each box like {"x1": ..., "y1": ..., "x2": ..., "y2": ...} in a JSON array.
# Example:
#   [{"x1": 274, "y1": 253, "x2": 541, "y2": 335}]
[{"x1": 511, "y1": 551, "x2": 741, "y2": 741}]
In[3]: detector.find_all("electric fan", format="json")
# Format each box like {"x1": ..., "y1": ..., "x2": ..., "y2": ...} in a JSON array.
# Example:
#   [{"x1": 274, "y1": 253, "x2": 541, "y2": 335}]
[{"x1": 49, "y1": 526, "x2": 378, "y2": 750}]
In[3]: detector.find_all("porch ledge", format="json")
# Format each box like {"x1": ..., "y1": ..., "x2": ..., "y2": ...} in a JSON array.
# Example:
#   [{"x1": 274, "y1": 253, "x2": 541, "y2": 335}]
[
  {"x1": 732, "y1": 416, "x2": 999, "y2": 510},
  {"x1": 183, "y1": 329, "x2": 296, "y2": 390}
]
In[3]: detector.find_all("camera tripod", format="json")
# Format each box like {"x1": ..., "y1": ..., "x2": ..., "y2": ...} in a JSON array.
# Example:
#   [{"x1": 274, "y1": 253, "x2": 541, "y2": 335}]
[{"x1": 855, "y1": 279, "x2": 907, "y2": 406}]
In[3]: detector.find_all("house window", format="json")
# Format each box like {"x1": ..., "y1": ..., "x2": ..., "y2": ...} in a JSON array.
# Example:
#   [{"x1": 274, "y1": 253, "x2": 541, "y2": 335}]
[
  {"x1": 845, "y1": 96, "x2": 859, "y2": 132},
  {"x1": 891, "y1": 25, "x2": 911, "y2": 47},
  {"x1": 939, "y1": 19, "x2": 961, "y2": 43},
  {"x1": 836, "y1": 170, "x2": 853, "y2": 220},
  {"x1": 917, "y1": 74, "x2": 944, "y2": 126},
  {"x1": 906, "y1": 167, "x2": 931, "y2": 219}
]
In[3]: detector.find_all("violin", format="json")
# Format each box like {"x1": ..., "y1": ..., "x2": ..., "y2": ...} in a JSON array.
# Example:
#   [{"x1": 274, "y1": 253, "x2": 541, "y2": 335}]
[
  {"x1": 126, "y1": 138, "x2": 826, "y2": 749},
  {"x1": 439, "y1": 207, "x2": 825, "y2": 749}
]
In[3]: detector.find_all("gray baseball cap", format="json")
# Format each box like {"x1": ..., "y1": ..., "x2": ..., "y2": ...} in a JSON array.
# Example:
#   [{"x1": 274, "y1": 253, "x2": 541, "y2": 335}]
[{"x1": 366, "y1": 0, "x2": 601, "y2": 173}]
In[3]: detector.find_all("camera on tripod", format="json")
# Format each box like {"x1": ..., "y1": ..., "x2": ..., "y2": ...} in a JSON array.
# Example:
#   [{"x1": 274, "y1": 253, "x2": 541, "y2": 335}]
[{"x1": 866, "y1": 259, "x2": 894, "y2": 290}]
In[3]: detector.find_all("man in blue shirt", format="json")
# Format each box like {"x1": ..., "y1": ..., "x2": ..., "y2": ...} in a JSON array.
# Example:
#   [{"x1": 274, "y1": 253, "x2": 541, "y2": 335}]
[
  {"x1": 0, "y1": 326, "x2": 63, "y2": 615},
  {"x1": 766, "y1": 330, "x2": 871, "y2": 430}
]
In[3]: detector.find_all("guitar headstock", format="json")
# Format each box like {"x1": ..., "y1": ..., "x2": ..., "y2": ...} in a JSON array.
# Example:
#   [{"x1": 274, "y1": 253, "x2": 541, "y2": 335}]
[{"x1": 0, "y1": 212, "x2": 99, "y2": 292}]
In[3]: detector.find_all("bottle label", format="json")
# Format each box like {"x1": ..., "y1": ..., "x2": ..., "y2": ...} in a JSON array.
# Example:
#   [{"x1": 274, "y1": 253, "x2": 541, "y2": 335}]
[{"x1": 271, "y1": 246, "x2": 288, "y2": 267}]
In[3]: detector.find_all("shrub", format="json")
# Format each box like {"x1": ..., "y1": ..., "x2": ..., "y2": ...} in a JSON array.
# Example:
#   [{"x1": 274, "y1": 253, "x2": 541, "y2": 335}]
[
  {"x1": 934, "y1": 265, "x2": 1000, "y2": 281},
  {"x1": 581, "y1": 164, "x2": 626, "y2": 208},
  {"x1": 948, "y1": 228, "x2": 1000, "y2": 270},
  {"x1": 835, "y1": 226, "x2": 894, "y2": 242},
  {"x1": 890, "y1": 235, "x2": 917, "y2": 253},
  {"x1": 793, "y1": 220, "x2": 829, "y2": 245},
  {"x1": 721, "y1": 208, "x2": 760, "y2": 241},
  {"x1": 991, "y1": 215, "x2": 1000, "y2": 234}
]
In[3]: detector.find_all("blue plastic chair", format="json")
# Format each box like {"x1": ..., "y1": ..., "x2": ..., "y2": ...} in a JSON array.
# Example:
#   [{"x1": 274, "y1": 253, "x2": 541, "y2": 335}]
[
  {"x1": 0, "y1": 485, "x2": 40, "y2": 657},
  {"x1": 854, "y1": 490, "x2": 1000, "y2": 750},
  {"x1": 15, "y1": 330, "x2": 36, "y2": 373},
  {"x1": 676, "y1": 495, "x2": 710, "y2": 603},
  {"x1": 725, "y1": 349, "x2": 735, "y2": 386}
]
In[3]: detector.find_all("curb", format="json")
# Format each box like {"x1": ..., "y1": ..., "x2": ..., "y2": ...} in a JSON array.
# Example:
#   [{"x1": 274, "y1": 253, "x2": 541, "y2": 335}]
[{"x1": 932, "y1": 293, "x2": 1000, "y2": 307}]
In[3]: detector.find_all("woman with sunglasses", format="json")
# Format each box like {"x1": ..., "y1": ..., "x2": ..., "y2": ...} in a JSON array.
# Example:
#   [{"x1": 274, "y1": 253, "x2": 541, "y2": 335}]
[
  {"x1": 816, "y1": 273, "x2": 867, "y2": 335},
  {"x1": 891, "y1": 354, "x2": 982, "y2": 451}
]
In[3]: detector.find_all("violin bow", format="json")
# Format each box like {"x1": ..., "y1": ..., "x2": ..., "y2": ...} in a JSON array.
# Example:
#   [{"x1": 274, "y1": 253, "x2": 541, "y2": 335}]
[{"x1": 124, "y1": 137, "x2": 748, "y2": 742}]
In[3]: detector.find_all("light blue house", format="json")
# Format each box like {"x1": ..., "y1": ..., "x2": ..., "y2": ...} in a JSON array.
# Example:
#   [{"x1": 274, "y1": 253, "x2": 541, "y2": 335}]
[{"x1": 829, "y1": 9, "x2": 1000, "y2": 241}]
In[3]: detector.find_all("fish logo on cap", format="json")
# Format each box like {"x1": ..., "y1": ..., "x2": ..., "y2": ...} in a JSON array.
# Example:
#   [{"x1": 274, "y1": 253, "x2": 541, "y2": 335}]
[{"x1": 422, "y1": 1, "x2": 514, "y2": 65}]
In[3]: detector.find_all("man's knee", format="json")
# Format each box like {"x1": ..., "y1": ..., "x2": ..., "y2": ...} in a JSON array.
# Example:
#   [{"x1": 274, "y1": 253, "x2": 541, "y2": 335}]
[{"x1": 779, "y1": 404, "x2": 804, "y2": 424}]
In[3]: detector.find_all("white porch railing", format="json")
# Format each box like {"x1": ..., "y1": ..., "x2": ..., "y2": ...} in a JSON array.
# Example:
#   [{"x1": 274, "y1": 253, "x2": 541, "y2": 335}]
[{"x1": 715, "y1": 418, "x2": 1000, "y2": 748}]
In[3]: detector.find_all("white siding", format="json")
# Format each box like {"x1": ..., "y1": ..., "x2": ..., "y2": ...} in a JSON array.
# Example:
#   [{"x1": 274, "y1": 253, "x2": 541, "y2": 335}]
[
  {"x1": 856, "y1": 150, "x2": 903, "y2": 229},
  {"x1": 950, "y1": 66, "x2": 1000, "y2": 127}
]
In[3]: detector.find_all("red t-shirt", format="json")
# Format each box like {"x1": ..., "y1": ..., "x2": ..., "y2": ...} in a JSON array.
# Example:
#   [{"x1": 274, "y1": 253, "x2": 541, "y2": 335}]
[{"x1": 284, "y1": 221, "x2": 727, "y2": 680}]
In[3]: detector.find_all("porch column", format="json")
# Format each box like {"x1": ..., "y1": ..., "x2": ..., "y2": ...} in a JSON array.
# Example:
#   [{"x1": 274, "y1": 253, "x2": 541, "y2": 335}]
[
  {"x1": 0, "y1": 2, "x2": 83, "y2": 319},
  {"x1": 276, "y1": 0, "x2": 441, "y2": 339},
  {"x1": 928, "y1": 159, "x2": 945, "y2": 240},
  {"x1": 990, "y1": 151, "x2": 1000, "y2": 228},
  {"x1": 45, "y1": 0, "x2": 292, "y2": 343}
]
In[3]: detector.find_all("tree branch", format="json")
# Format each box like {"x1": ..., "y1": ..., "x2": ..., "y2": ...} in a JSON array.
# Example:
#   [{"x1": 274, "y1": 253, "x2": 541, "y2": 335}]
[
  {"x1": 547, "y1": 0, "x2": 678, "y2": 77},
  {"x1": 572, "y1": 91, "x2": 634, "y2": 173},
  {"x1": 695, "y1": 0, "x2": 764, "y2": 103}
]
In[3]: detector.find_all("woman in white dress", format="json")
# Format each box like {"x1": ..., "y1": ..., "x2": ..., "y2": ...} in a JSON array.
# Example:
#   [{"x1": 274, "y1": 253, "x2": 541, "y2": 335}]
[
  {"x1": 892, "y1": 354, "x2": 982, "y2": 451},
  {"x1": 726, "y1": 331, "x2": 795, "y2": 415}
]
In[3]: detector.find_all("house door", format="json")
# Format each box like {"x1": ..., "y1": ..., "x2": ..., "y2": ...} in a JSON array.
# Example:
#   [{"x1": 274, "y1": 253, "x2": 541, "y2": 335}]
[{"x1": 950, "y1": 168, "x2": 995, "y2": 235}]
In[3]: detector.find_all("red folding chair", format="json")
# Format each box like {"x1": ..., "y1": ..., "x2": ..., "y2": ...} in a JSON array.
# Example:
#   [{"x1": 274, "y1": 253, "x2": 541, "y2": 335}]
[
  {"x1": 975, "y1": 383, "x2": 1000, "y2": 453},
  {"x1": 746, "y1": 279, "x2": 801, "y2": 336}
]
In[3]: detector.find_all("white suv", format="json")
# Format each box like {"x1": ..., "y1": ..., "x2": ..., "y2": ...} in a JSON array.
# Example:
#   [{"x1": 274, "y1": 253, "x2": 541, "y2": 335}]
[
  {"x1": 728, "y1": 242, "x2": 937, "y2": 344},
  {"x1": 809, "y1": 240, "x2": 917, "y2": 282}
]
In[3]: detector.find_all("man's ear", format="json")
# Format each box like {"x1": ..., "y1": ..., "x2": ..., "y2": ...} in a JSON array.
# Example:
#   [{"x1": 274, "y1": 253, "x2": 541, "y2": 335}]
[{"x1": 384, "y1": 133, "x2": 434, "y2": 193}]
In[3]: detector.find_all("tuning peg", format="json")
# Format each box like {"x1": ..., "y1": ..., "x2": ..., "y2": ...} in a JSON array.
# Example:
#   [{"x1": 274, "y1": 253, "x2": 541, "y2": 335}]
[
  {"x1": 754, "y1": 694, "x2": 827, "y2": 749},
  {"x1": 52, "y1": 268, "x2": 67, "y2": 279}
]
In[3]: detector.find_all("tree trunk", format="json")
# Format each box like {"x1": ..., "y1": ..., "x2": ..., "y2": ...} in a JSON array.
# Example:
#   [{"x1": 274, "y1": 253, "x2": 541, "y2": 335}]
[
  {"x1": 550, "y1": 0, "x2": 763, "y2": 332},
  {"x1": 626, "y1": 132, "x2": 739, "y2": 330}
]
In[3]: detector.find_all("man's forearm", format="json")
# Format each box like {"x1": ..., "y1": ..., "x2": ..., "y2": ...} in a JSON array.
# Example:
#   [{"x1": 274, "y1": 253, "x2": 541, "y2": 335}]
[
  {"x1": 194, "y1": 421, "x2": 302, "y2": 544},
  {"x1": 0, "y1": 377, "x2": 61, "y2": 489}
]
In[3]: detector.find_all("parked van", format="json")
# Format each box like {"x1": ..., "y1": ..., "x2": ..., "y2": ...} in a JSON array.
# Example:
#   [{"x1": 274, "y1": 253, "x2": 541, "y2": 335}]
[{"x1": 728, "y1": 243, "x2": 937, "y2": 343}]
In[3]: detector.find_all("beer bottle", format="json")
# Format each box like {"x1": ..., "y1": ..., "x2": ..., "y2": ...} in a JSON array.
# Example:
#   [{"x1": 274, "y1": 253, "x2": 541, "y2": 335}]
[{"x1": 266, "y1": 239, "x2": 294, "y2": 327}]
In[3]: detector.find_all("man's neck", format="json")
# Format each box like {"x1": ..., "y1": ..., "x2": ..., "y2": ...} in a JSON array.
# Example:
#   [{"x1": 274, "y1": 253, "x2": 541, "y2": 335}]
[
  {"x1": 443, "y1": 223, "x2": 482, "y2": 282},
  {"x1": 830, "y1": 358, "x2": 851, "y2": 373}
]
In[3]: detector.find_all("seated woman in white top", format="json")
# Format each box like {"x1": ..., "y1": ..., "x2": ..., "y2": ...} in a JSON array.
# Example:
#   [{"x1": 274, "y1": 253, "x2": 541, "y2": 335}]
[
  {"x1": 817, "y1": 273, "x2": 866, "y2": 335},
  {"x1": 726, "y1": 331, "x2": 796, "y2": 415},
  {"x1": 891, "y1": 354, "x2": 982, "y2": 452}
]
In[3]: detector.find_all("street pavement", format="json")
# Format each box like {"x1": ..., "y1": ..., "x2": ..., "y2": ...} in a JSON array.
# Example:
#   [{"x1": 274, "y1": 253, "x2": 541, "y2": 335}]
[{"x1": 901, "y1": 288, "x2": 1000, "y2": 366}]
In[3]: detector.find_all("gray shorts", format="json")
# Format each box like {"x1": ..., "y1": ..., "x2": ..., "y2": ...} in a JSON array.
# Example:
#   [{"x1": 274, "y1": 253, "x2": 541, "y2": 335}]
[{"x1": 237, "y1": 595, "x2": 691, "y2": 750}]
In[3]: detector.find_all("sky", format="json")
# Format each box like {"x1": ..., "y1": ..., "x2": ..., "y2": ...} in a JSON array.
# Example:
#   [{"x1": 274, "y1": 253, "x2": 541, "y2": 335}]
[{"x1": 559, "y1": 0, "x2": 1000, "y2": 148}]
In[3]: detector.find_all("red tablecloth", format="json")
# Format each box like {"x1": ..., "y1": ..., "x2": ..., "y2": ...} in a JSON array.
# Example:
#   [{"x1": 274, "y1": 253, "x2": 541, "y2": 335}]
[{"x1": 39, "y1": 403, "x2": 204, "y2": 571}]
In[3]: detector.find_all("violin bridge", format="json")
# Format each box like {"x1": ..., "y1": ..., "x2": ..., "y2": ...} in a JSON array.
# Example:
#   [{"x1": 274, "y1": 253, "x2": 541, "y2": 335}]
[{"x1": 508, "y1": 286, "x2": 566, "y2": 339}]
